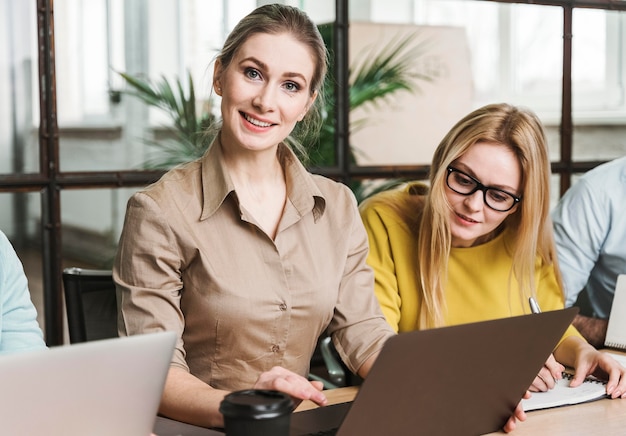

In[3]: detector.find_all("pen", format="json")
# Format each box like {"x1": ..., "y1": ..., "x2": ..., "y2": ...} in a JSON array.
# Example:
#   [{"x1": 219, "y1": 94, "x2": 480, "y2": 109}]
[{"x1": 529, "y1": 297, "x2": 542, "y2": 314}]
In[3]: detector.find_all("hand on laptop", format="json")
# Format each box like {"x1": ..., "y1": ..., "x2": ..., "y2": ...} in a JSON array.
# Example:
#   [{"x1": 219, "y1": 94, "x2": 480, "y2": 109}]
[
  {"x1": 529, "y1": 353, "x2": 564, "y2": 392},
  {"x1": 253, "y1": 366, "x2": 328, "y2": 408},
  {"x1": 503, "y1": 391, "x2": 530, "y2": 433}
]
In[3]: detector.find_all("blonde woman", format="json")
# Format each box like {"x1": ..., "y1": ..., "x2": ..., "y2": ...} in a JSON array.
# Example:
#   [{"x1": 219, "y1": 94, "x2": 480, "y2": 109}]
[
  {"x1": 114, "y1": 4, "x2": 395, "y2": 429},
  {"x1": 361, "y1": 103, "x2": 626, "y2": 403}
]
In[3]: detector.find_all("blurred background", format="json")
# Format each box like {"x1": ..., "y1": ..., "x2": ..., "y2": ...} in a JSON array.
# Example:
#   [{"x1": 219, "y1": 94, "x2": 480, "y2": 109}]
[{"x1": 1, "y1": 0, "x2": 625, "y2": 344}]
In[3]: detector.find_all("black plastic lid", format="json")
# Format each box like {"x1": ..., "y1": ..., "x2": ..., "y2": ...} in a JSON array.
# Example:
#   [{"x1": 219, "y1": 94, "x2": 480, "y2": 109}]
[{"x1": 219, "y1": 390, "x2": 294, "y2": 420}]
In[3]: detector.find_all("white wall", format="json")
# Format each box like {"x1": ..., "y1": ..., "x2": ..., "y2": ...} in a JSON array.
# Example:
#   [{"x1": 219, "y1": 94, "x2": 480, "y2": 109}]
[{"x1": 350, "y1": 22, "x2": 473, "y2": 165}]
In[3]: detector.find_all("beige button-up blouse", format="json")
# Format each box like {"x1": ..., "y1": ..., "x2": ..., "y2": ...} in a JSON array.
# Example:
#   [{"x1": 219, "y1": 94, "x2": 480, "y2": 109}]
[{"x1": 114, "y1": 139, "x2": 394, "y2": 391}]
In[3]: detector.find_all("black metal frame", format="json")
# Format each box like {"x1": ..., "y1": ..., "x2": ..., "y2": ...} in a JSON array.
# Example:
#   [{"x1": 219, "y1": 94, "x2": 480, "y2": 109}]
[{"x1": 0, "y1": 0, "x2": 624, "y2": 344}]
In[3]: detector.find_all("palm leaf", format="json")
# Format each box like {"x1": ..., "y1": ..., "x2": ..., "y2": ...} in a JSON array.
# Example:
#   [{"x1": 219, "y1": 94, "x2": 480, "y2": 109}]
[
  {"x1": 309, "y1": 28, "x2": 434, "y2": 171},
  {"x1": 349, "y1": 33, "x2": 428, "y2": 110},
  {"x1": 118, "y1": 70, "x2": 216, "y2": 169}
]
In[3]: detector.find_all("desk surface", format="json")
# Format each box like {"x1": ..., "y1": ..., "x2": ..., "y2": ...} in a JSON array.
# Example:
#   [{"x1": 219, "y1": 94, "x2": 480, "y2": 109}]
[
  {"x1": 154, "y1": 385, "x2": 626, "y2": 435},
  {"x1": 155, "y1": 350, "x2": 626, "y2": 435},
  {"x1": 300, "y1": 386, "x2": 626, "y2": 436}
]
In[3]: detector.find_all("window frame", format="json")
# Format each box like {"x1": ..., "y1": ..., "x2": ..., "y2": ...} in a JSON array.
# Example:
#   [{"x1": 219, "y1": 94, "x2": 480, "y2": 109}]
[{"x1": 1, "y1": 0, "x2": 624, "y2": 345}]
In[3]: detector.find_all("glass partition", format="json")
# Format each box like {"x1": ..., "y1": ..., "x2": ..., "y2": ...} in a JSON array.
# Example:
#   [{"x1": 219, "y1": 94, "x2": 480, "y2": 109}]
[
  {"x1": 0, "y1": 1, "x2": 39, "y2": 175},
  {"x1": 572, "y1": 9, "x2": 626, "y2": 163}
]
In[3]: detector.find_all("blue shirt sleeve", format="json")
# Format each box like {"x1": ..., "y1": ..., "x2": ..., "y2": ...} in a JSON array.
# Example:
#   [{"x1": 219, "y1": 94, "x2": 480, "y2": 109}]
[
  {"x1": 552, "y1": 158, "x2": 626, "y2": 318},
  {"x1": 0, "y1": 231, "x2": 46, "y2": 353}
]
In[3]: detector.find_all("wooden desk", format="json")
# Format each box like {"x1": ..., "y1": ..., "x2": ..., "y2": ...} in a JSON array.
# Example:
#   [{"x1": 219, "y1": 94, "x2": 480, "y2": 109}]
[
  {"x1": 294, "y1": 386, "x2": 359, "y2": 412},
  {"x1": 487, "y1": 397, "x2": 626, "y2": 435},
  {"x1": 153, "y1": 388, "x2": 360, "y2": 435},
  {"x1": 296, "y1": 385, "x2": 626, "y2": 435},
  {"x1": 155, "y1": 366, "x2": 626, "y2": 435}
]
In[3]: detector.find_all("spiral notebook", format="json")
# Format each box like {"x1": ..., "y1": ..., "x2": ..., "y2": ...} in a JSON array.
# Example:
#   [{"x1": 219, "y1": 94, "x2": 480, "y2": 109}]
[
  {"x1": 521, "y1": 372, "x2": 608, "y2": 411},
  {"x1": 605, "y1": 274, "x2": 626, "y2": 350}
]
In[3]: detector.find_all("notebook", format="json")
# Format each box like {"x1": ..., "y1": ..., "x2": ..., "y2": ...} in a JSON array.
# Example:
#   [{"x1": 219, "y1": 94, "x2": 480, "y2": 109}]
[
  {"x1": 0, "y1": 331, "x2": 176, "y2": 436},
  {"x1": 521, "y1": 372, "x2": 607, "y2": 411},
  {"x1": 605, "y1": 274, "x2": 626, "y2": 350},
  {"x1": 290, "y1": 307, "x2": 578, "y2": 436}
]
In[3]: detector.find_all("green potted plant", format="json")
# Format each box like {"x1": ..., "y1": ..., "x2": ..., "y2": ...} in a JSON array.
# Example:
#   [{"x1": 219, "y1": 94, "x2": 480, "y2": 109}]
[{"x1": 117, "y1": 70, "x2": 216, "y2": 169}]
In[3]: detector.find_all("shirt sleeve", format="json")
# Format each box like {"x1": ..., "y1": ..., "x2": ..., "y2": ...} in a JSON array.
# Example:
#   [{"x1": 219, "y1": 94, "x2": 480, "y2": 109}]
[
  {"x1": 0, "y1": 232, "x2": 46, "y2": 353},
  {"x1": 536, "y1": 258, "x2": 584, "y2": 344},
  {"x1": 114, "y1": 192, "x2": 188, "y2": 371},
  {"x1": 359, "y1": 200, "x2": 403, "y2": 333},
  {"x1": 326, "y1": 187, "x2": 395, "y2": 375},
  {"x1": 552, "y1": 178, "x2": 608, "y2": 307}
]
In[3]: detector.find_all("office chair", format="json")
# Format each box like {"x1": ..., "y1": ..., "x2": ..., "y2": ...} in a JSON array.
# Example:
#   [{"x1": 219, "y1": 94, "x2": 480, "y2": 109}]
[
  {"x1": 62, "y1": 267, "x2": 119, "y2": 343},
  {"x1": 308, "y1": 335, "x2": 363, "y2": 389}
]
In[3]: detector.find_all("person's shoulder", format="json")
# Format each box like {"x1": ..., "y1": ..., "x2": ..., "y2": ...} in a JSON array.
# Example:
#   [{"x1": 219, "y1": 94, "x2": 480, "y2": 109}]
[
  {"x1": 0, "y1": 230, "x2": 14, "y2": 260},
  {"x1": 559, "y1": 157, "x2": 626, "y2": 208},
  {"x1": 359, "y1": 181, "x2": 426, "y2": 227},
  {"x1": 137, "y1": 159, "x2": 203, "y2": 199},
  {"x1": 581, "y1": 156, "x2": 626, "y2": 186},
  {"x1": 360, "y1": 181, "x2": 426, "y2": 211},
  {"x1": 153, "y1": 159, "x2": 202, "y2": 187},
  {"x1": 0, "y1": 229, "x2": 9, "y2": 247}
]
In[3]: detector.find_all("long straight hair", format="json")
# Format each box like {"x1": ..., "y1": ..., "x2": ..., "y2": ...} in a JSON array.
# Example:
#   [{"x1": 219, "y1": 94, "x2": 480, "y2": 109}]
[{"x1": 416, "y1": 103, "x2": 562, "y2": 328}]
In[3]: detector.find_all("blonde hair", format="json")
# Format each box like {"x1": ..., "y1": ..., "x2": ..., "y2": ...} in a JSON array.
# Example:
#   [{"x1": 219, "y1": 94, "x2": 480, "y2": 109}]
[{"x1": 414, "y1": 103, "x2": 562, "y2": 328}]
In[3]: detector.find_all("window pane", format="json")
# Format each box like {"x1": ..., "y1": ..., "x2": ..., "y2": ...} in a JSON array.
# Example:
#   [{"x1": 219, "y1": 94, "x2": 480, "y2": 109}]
[
  {"x1": 347, "y1": 1, "x2": 563, "y2": 166},
  {"x1": 508, "y1": 4, "x2": 563, "y2": 114},
  {"x1": 572, "y1": 10, "x2": 625, "y2": 114},
  {"x1": 61, "y1": 188, "x2": 137, "y2": 268},
  {"x1": 54, "y1": 0, "x2": 110, "y2": 125},
  {"x1": 411, "y1": 0, "x2": 500, "y2": 106},
  {"x1": 572, "y1": 10, "x2": 626, "y2": 162},
  {"x1": 0, "y1": 2, "x2": 39, "y2": 175}
]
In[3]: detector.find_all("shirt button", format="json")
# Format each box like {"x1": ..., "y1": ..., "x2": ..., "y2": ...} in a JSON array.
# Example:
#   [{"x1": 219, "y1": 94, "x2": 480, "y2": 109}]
[
  {"x1": 271, "y1": 344, "x2": 280, "y2": 353},
  {"x1": 279, "y1": 303, "x2": 287, "y2": 311}
]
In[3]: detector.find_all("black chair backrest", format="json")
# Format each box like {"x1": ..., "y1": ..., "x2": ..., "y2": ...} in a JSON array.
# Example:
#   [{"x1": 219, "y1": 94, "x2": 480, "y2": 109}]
[{"x1": 62, "y1": 267, "x2": 118, "y2": 343}]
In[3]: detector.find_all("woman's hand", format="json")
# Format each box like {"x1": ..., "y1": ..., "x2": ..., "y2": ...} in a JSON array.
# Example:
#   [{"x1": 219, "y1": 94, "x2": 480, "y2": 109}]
[
  {"x1": 529, "y1": 353, "x2": 564, "y2": 392},
  {"x1": 254, "y1": 366, "x2": 328, "y2": 408},
  {"x1": 502, "y1": 391, "x2": 530, "y2": 433},
  {"x1": 555, "y1": 336, "x2": 626, "y2": 399},
  {"x1": 569, "y1": 346, "x2": 626, "y2": 398}
]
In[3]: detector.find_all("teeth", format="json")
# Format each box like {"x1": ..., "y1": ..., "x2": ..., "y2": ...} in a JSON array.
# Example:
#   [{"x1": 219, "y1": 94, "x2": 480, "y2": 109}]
[{"x1": 244, "y1": 113, "x2": 271, "y2": 127}]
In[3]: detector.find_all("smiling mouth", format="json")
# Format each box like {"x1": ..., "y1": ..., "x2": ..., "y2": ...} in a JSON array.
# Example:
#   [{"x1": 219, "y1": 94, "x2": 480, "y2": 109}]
[
  {"x1": 241, "y1": 112, "x2": 273, "y2": 128},
  {"x1": 456, "y1": 212, "x2": 479, "y2": 223}
]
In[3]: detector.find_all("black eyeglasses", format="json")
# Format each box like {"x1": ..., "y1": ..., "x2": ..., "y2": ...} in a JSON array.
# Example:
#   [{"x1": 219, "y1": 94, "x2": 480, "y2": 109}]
[{"x1": 446, "y1": 166, "x2": 522, "y2": 212}]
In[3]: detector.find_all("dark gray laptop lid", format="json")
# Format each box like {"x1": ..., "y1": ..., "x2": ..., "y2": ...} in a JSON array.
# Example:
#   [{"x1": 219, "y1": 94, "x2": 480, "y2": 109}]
[{"x1": 333, "y1": 308, "x2": 578, "y2": 436}]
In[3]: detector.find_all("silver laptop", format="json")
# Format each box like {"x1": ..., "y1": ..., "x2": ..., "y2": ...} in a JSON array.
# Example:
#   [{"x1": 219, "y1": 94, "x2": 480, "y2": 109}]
[
  {"x1": 0, "y1": 331, "x2": 175, "y2": 436},
  {"x1": 291, "y1": 308, "x2": 578, "y2": 436}
]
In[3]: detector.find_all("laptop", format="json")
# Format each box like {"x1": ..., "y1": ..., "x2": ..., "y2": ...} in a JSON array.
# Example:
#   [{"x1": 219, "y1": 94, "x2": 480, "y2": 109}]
[
  {"x1": 604, "y1": 274, "x2": 626, "y2": 350},
  {"x1": 290, "y1": 307, "x2": 578, "y2": 436},
  {"x1": 0, "y1": 331, "x2": 176, "y2": 436}
]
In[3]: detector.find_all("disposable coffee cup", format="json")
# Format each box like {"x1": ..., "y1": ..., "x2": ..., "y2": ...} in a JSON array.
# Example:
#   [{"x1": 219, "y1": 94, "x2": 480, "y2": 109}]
[{"x1": 219, "y1": 389, "x2": 294, "y2": 436}]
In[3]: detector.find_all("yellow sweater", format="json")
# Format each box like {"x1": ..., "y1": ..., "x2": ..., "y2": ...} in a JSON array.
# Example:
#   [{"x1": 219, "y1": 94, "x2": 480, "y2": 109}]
[{"x1": 360, "y1": 185, "x2": 581, "y2": 341}]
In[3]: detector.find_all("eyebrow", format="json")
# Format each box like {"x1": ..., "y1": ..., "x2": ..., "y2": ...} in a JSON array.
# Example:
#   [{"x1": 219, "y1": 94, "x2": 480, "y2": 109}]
[
  {"x1": 240, "y1": 56, "x2": 309, "y2": 86},
  {"x1": 454, "y1": 163, "x2": 520, "y2": 194}
]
